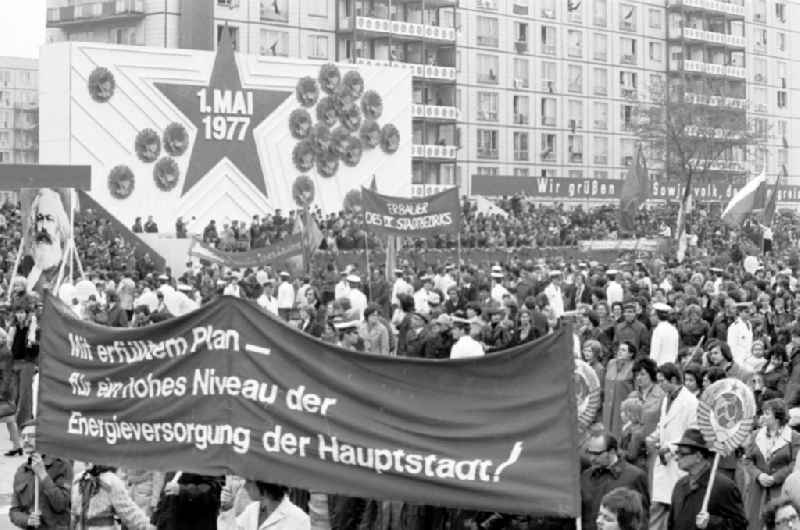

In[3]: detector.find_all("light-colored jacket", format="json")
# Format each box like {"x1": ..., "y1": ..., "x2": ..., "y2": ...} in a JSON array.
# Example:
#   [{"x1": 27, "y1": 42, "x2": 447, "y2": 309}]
[
  {"x1": 70, "y1": 471, "x2": 153, "y2": 530},
  {"x1": 218, "y1": 497, "x2": 310, "y2": 530},
  {"x1": 650, "y1": 387, "x2": 698, "y2": 504},
  {"x1": 650, "y1": 320, "x2": 679, "y2": 366}
]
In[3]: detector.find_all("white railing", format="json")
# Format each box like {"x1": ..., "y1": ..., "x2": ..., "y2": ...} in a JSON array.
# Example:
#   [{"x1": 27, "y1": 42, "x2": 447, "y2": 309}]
[
  {"x1": 683, "y1": 59, "x2": 705, "y2": 72},
  {"x1": 726, "y1": 65, "x2": 746, "y2": 78},
  {"x1": 412, "y1": 144, "x2": 458, "y2": 159},
  {"x1": 411, "y1": 184, "x2": 456, "y2": 197},
  {"x1": 342, "y1": 16, "x2": 455, "y2": 41},
  {"x1": 356, "y1": 58, "x2": 455, "y2": 81},
  {"x1": 411, "y1": 104, "x2": 460, "y2": 120},
  {"x1": 706, "y1": 63, "x2": 725, "y2": 75},
  {"x1": 667, "y1": 0, "x2": 744, "y2": 16}
]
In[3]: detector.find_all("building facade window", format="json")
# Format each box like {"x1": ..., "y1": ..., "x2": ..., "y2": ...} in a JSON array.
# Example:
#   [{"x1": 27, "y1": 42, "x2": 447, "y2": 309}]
[
  {"x1": 260, "y1": 0, "x2": 288, "y2": 22},
  {"x1": 593, "y1": 136, "x2": 609, "y2": 165},
  {"x1": 649, "y1": 42, "x2": 662, "y2": 62},
  {"x1": 568, "y1": 64, "x2": 583, "y2": 93},
  {"x1": 477, "y1": 17, "x2": 499, "y2": 47},
  {"x1": 541, "y1": 133, "x2": 556, "y2": 161},
  {"x1": 515, "y1": 22, "x2": 528, "y2": 47},
  {"x1": 620, "y1": 139, "x2": 635, "y2": 166},
  {"x1": 477, "y1": 129, "x2": 499, "y2": 159},
  {"x1": 308, "y1": 35, "x2": 328, "y2": 59},
  {"x1": 619, "y1": 71, "x2": 637, "y2": 97},
  {"x1": 260, "y1": 29, "x2": 288, "y2": 56},
  {"x1": 593, "y1": 33, "x2": 607, "y2": 61},
  {"x1": 568, "y1": 135, "x2": 583, "y2": 163},
  {"x1": 513, "y1": 95, "x2": 529, "y2": 124},
  {"x1": 648, "y1": 8, "x2": 662, "y2": 29},
  {"x1": 477, "y1": 92, "x2": 499, "y2": 121},
  {"x1": 776, "y1": 2, "x2": 786, "y2": 22},
  {"x1": 307, "y1": 0, "x2": 327, "y2": 17},
  {"x1": 568, "y1": 100, "x2": 583, "y2": 129},
  {"x1": 512, "y1": 0, "x2": 529, "y2": 15},
  {"x1": 593, "y1": 0, "x2": 607, "y2": 27},
  {"x1": 567, "y1": 30, "x2": 583, "y2": 58},
  {"x1": 513, "y1": 167, "x2": 529, "y2": 177},
  {"x1": 541, "y1": 26, "x2": 556, "y2": 55},
  {"x1": 513, "y1": 132, "x2": 529, "y2": 161},
  {"x1": 540, "y1": 0, "x2": 555, "y2": 19},
  {"x1": 592, "y1": 67, "x2": 608, "y2": 95},
  {"x1": 477, "y1": 54, "x2": 499, "y2": 84},
  {"x1": 541, "y1": 97, "x2": 556, "y2": 126},
  {"x1": 621, "y1": 104, "x2": 634, "y2": 130},
  {"x1": 513, "y1": 58, "x2": 529, "y2": 88},
  {"x1": 620, "y1": 37, "x2": 637, "y2": 64},
  {"x1": 593, "y1": 102, "x2": 608, "y2": 130},
  {"x1": 620, "y1": 4, "x2": 636, "y2": 31},
  {"x1": 541, "y1": 61, "x2": 556, "y2": 92},
  {"x1": 476, "y1": 167, "x2": 499, "y2": 176}
]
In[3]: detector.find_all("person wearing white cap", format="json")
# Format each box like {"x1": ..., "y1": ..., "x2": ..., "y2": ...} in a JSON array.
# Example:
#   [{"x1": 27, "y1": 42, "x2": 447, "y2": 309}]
[
  {"x1": 434, "y1": 264, "x2": 457, "y2": 296},
  {"x1": 334, "y1": 270, "x2": 351, "y2": 300},
  {"x1": 449, "y1": 317, "x2": 485, "y2": 359},
  {"x1": 333, "y1": 319, "x2": 361, "y2": 351},
  {"x1": 257, "y1": 277, "x2": 278, "y2": 316},
  {"x1": 391, "y1": 268, "x2": 413, "y2": 307},
  {"x1": 606, "y1": 270, "x2": 623, "y2": 306},
  {"x1": 490, "y1": 268, "x2": 509, "y2": 305},
  {"x1": 650, "y1": 303, "x2": 679, "y2": 366},
  {"x1": 543, "y1": 270, "x2": 565, "y2": 320},
  {"x1": 346, "y1": 274, "x2": 367, "y2": 321},
  {"x1": 276, "y1": 271, "x2": 295, "y2": 321},
  {"x1": 413, "y1": 275, "x2": 434, "y2": 315},
  {"x1": 223, "y1": 274, "x2": 241, "y2": 298}
]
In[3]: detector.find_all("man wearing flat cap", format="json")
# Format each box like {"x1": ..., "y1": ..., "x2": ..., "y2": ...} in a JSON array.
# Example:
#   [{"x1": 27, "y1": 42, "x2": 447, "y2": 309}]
[
  {"x1": 614, "y1": 301, "x2": 650, "y2": 354},
  {"x1": 651, "y1": 303, "x2": 679, "y2": 366},
  {"x1": 668, "y1": 429, "x2": 746, "y2": 530}
]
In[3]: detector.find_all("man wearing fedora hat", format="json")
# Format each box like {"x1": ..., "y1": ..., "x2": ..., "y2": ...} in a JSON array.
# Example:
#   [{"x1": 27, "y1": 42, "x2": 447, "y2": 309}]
[{"x1": 668, "y1": 428, "x2": 746, "y2": 529}]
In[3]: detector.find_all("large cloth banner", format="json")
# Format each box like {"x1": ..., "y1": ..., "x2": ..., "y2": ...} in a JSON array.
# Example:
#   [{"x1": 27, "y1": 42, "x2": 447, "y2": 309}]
[
  {"x1": 362, "y1": 187, "x2": 461, "y2": 237},
  {"x1": 189, "y1": 236, "x2": 304, "y2": 269},
  {"x1": 578, "y1": 238, "x2": 670, "y2": 253},
  {"x1": 38, "y1": 296, "x2": 579, "y2": 516}
]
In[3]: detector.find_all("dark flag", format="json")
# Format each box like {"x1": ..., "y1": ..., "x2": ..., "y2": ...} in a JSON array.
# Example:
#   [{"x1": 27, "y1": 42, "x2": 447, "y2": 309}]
[{"x1": 619, "y1": 144, "x2": 648, "y2": 232}]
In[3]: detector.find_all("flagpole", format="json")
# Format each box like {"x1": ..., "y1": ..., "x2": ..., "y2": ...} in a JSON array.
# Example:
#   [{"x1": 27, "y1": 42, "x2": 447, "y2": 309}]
[{"x1": 456, "y1": 233, "x2": 462, "y2": 288}]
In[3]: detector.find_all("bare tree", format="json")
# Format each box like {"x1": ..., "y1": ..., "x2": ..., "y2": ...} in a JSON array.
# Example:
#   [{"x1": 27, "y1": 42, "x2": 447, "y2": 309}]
[{"x1": 632, "y1": 78, "x2": 767, "y2": 194}]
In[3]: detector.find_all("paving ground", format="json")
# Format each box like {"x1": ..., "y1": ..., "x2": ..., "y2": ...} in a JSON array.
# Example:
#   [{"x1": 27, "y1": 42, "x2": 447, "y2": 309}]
[{"x1": 0, "y1": 432, "x2": 25, "y2": 529}]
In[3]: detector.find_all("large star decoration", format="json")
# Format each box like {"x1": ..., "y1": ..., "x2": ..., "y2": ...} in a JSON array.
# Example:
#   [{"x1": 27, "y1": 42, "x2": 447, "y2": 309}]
[{"x1": 155, "y1": 27, "x2": 290, "y2": 197}]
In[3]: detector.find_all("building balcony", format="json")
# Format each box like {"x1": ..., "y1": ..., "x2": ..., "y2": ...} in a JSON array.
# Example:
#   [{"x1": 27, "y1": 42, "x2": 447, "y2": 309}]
[
  {"x1": 411, "y1": 104, "x2": 459, "y2": 121},
  {"x1": 410, "y1": 184, "x2": 456, "y2": 197},
  {"x1": 477, "y1": 148, "x2": 499, "y2": 159},
  {"x1": 666, "y1": 0, "x2": 745, "y2": 19},
  {"x1": 412, "y1": 144, "x2": 458, "y2": 159},
  {"x1": 679, "y1": 27, "x2": 746, "y2": 48},
  {"x1": 338, "y1": 16, "x2": 456, "y2": 42},
  {"x1": 690, "y1": 159, "x2": 746, "y2": 172},
  {"x1": 47, "y1": 0, "x2": 144, "y2": 27},
  {"x1": 513, "y1": 113, "x2": 529, "y2": 125},
  {"x1": 684, "y1": 92, "x2": 746, "y2": 110},
  {"x1": 355, "y1": 58, "x2": 456, "y2": 82},
  {"x1": 679, "y1": 60, "x2": 745, "y2": 79},
  {"x1": 620, "y1": 54, "x2": 637, "y2": 65}
]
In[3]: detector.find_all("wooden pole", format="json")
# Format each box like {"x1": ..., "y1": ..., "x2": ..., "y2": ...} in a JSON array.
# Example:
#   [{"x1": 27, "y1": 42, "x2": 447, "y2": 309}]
[{"x1": 701, "y1": 452, "x2": 721, "y2": 514}]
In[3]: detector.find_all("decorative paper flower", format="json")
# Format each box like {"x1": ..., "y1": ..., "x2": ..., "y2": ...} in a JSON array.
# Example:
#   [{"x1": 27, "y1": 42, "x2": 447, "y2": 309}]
[
  {"x1": 162, "y1": 123, "x2": 189, "y2": 156},
  {"x1": 309, "y1": 123, "x2": 331, "y2": 155},
  {"x1": 342, "y1": 136, "x2": 363, "y2": 167},
  {"x1": 339, "y1": 102, "x2": 362, "y2": 133},
  {"x1": 153, "y1": 157, "x2": 180, "y2": 192},
  {"x1": 318, "y1": 63, "x2": 342, "y2": 95},
  {"x1": 293, "y1": 140, "x2": 316, "y2": 172},
  {"x1": 342, "y1": 70, "x2": 365, "y2": 100},
  {"x1": 330, "y1": 127, "x2": 351, "y2": 158},
  {"x1": 316, "y1": 97, "x2": 338, "y2": 128},
  {"x1": 108, "y1": 165, "x2": 135, "y2": 199},
  {"x1": 295, "y1": 76, "x2": 320, "y2": 107},
  {"x1": 359, "y1": 120, "x2": 381, "y2": 149},
  {"x1": 134, "y1": 128, "x2": 161, "y2": 163},
  {"x1": 343, "y1": 189, "x2": 363, "y2": 213},
  {"x1": 380, "y1": 123, "x2": 400, "y2": 154},
  {"x1": 361, "y1": 90, "x2": 383, "y2": 120},
  {"x1": 316, "y1": 149, "x2": 339, "y2": 178},
  {"x1": 289, "y1": 108, "x2": 313, "y2": 140},
  {"x1": 88, "y1": 67, "x2": 116, "y2": 103},
  {"x1": 292, "y1": 175, "x2": 315, "y2": 207}
]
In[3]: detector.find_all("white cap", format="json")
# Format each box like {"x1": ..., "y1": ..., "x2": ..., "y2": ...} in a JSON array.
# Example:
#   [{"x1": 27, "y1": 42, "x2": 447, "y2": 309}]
[
  {"x1": 606, "y1": 269, "x2": 619, "y2": 275},
  {"x1": 333, "y1": 320, "x2": 360, "y2": 331},
  {"x1": 176, "y1": 283, "x2": 192, "y2": 292},
  {"x1": 490, "y1": 272, "x2": 504, "y2": 278},
  {"x1": 652, "y1": 302, "x2": 672, "y2": 313},
  {"x1": 279, "y1": 271, "x2": 290, "y2": 277},
  {"x1": 347, "y1": 274, "x2": 361, "y2": 283}
]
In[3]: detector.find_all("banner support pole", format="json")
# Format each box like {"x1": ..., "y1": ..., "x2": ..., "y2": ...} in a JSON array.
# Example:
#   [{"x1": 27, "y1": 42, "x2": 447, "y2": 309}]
[
  {"x1": 456, "y1": 233, "x2": 462, "y2": 287},
  {"x1": 364, "y1": 223, "x2": 371, "y2": 303}
]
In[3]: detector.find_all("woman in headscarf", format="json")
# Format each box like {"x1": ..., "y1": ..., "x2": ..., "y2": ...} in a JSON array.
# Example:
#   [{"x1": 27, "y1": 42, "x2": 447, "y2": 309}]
[{"x1": 71, "y1": 464, "x2": 151, "y2": 529}]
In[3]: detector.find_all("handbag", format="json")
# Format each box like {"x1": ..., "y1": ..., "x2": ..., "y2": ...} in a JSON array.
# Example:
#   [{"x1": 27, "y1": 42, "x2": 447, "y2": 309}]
[{"x1": 0, "y1": 399, "x2": 16, "y2": 419}]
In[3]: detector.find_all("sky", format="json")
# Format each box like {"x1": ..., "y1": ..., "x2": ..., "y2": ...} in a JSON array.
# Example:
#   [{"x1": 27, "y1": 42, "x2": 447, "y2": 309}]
[{"x1": 0, "y1": 0, "x2": 46, "y2": 59}]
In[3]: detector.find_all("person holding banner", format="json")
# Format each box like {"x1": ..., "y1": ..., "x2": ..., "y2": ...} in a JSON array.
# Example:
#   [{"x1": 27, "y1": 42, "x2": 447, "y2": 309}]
[
  {"x1": 9, "y1": 419, "x2": 72, "y2": 530},
  {"x1": 668, "y1": 428, "x2": 746, "y2": 530}
]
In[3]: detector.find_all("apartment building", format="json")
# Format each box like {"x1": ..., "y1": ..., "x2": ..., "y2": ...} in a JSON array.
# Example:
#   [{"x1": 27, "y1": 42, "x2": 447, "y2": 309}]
[{"x1": 44, "y1": 0, "x2": 800, "y2": 199}]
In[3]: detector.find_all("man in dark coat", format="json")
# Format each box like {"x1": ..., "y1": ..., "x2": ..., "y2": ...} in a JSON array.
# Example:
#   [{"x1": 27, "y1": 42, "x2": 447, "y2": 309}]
[
  {"x1": 580, "y1": 433, "x2": 649, "y2": 530},
  {"x1": 105, "y1": 291, "x2": 129, "y2": 328},
  {"x1": 668, "y1": 429, "x2": 747, "y2": 530}
]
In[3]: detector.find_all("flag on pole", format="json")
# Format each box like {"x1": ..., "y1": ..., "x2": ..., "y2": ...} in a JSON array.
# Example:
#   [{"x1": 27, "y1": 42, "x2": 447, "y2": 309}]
[
  {"x1": 763, "y1": 166, "x2": 785, "y2": 227},
  {"x1": 721, "y1": 170, "x2": 767, "y2": 227},
  {"x1": 619, "y1": 144, "x2": 648, "y2": 232}
]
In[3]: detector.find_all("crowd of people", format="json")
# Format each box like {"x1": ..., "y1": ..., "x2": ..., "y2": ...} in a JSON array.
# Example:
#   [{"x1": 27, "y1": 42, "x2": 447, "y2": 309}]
[{"x1": 6, "y1": 190, "x2": 800, "y2": 528}]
